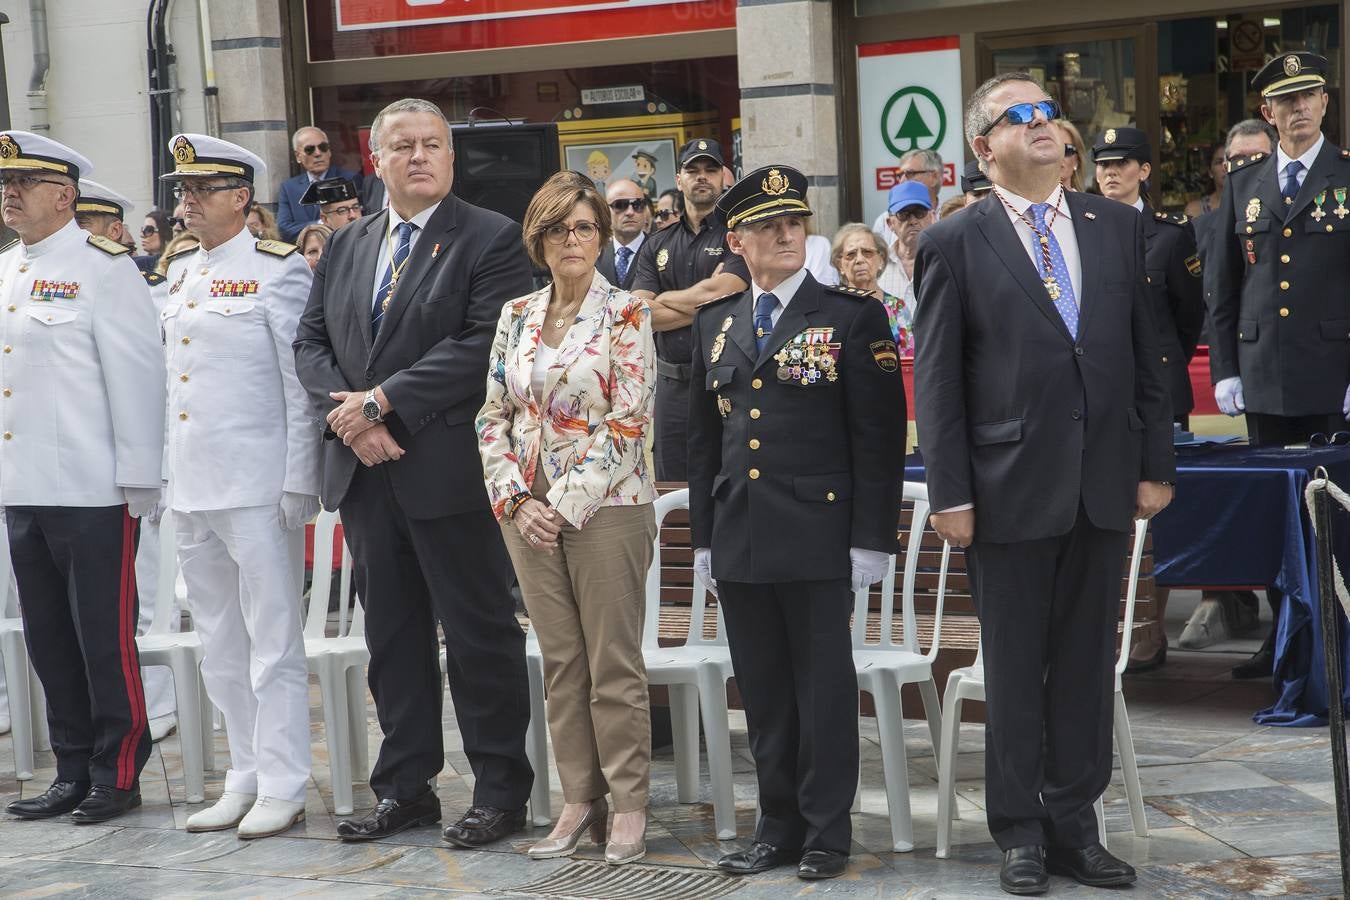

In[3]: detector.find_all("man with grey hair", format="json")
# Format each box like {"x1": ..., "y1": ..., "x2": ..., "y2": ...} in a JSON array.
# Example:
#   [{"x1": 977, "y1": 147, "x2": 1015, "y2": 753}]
[
  {"x1": 277, "y1": 125, "x2": 362, "y2": 242},
  {"x1": 915, "y1": 71, "x2": 1172, "y2": 894},
  {"x1": 871, "y1": 147, "x2": 944, "y2": 243},
  {"x1": 294, "y1": 97, "x2": 535, "y2": 848}
]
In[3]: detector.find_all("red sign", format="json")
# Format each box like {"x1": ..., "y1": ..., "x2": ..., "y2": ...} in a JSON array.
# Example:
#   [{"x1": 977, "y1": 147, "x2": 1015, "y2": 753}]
[
  {"x1": 338, "y1": 0, "x2": 696, "y2": 31},
  {"x1": 875, "y1": 163, "x2": 956, "y2": 191}
]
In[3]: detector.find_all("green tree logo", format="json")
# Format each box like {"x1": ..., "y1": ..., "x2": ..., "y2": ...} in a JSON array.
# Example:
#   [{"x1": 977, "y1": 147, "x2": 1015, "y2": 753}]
[{"x1": 882, "y1": 87, "x2": 946, "y2": 158}]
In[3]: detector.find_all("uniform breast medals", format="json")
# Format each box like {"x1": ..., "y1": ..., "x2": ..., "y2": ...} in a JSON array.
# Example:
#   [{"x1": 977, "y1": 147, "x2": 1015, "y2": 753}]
[
  {"x1": 29, "y1": 280, "x2": 79, "y2": 302},
  {"x1": 774, "y1": 328, "x2": 839, "y2": 384},
  {"x1": 1245, "y1": 198, "x2": 1261, "y2": 224},
  {"x1": 169, "y1": 267, "x2": 187, "y2": 295},
  {"x1": 1335, "y1": 188, "x2": 1349, "y2": 219},
  {"x1": 717, "y1": 395, "x2": 731, "y2": 418},
  {"x1": 709, "y1": 332, "x2": 726, "y2": 362},
  {"x1": 1312, "y1": 191, "x2": 1328, "y2": 222},
  {"x1": 1245, "y1": 239, "x2": 1257, "y2": 265}
]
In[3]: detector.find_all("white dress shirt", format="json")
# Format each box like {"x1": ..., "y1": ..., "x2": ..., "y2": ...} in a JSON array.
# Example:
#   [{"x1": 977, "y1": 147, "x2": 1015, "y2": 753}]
[
  {"x1": 531, "y1": 341, "x2": 557, "y2": 403},
  {"x1": 369, "y1": 200, "x2": 442, "y2": 313},
  {"x1": 613, "y1": 232, "x2": 645, "y2": 258},
  {"x1": 1276, "y1": 132, "x2": 1324, "y2": 196},
  {"x1": 876, "y1": 247, "x2": 916, "y2": 306},
  {"x1": 992, "y1": 184, "x2": 1083, "y2": 306},
  {"x1": 750, "y1": 266, "x2": 809, "y2": 326}
]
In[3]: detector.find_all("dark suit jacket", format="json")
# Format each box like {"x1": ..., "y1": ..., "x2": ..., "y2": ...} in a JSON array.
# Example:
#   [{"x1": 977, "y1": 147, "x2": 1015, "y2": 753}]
[
  {"x1": 361, "y1": 176, "x2": 386, "y2": 216},
  {"x1": 913, "y1": 190, "x2": 1174, "y2": 544},
  {"x1": 293, "y1": 193, "x2": 533, "y2": 518},
  {"x1": 1142, "y1": 210, "x2": 1205, "y2": 417},
  {"x1": 1204, "y1": 140, "x2": 1350, "y2": 416},
  {"x1": 277, "y1": 166, "x2": 362, "y2": 242},
  {"x1": 687, "y1": 274, "x2": 906, "y2": 582},
  {"x1": 596, "y1": 238, "x2": 642, "y2": 291}
]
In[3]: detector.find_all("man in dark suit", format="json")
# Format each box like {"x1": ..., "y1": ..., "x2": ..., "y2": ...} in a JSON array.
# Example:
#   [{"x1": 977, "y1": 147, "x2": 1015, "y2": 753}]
[
  {"x1": 596, "y1": 178, "x2": 649, "y2": 290},
  {"x1": 914, "y1": 73, "x2": 1174, "y2": 895},
  {"x1": 1205, "y1": 53, "x2": 1350, "y2": 679},
  {"x1": 277, "y1": 126, "x2": 362, "y2": 242},
  {"x1": 688, "y1": 166, "x2": 905, "y2": 881},
  {"x1": 293, "y1": 98, "x2": 533, "y2": 848}
]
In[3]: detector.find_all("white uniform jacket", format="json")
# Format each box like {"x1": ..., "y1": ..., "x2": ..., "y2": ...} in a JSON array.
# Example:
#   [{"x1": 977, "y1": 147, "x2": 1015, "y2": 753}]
[
  {"x1": 162, "y1": 227, "x2": 320, "y2": 512},
  {"x1": 0, "y1": 219, "x2": 165, "y2": 506}
]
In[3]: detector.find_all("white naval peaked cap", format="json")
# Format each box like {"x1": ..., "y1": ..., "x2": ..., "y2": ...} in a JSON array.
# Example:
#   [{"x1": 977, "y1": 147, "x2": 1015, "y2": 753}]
[
  {"x1": 162, "y1": 133, "x2": 266, "y2": 183},
  {"x1": 0, "y1": 130, "x2": 92, "y2": 182},
  {"x1": 76, "y1": 179, "x2": 133, "y2": 220}
]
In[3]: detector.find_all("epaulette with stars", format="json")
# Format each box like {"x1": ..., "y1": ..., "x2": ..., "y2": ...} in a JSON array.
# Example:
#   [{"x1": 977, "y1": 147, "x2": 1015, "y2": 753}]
[
  {"x1": 1153, "y1": 210, "x2": 1190, "y2": 226},
  {"x1": 1226, "y1": 151, "x2": 1269, "y2": 173},
  {"x1": 696, "y1": 291, "x2": 742, "y2": 310},
  {"x1": 142, "y1": 270, "x2": 165, "y2": 286},
  {"x1": 87, "y1": 234, "x2": 131, "y2": 256},
  {"x1": 255, "y1": 239, "x2": 298, "y2": 258},
  {"x1": 163, "y1": 244, "x2": 199, "y2": 264},
  {"x1": 825, "y1": 283, "x2": 872, "y2": 301}
]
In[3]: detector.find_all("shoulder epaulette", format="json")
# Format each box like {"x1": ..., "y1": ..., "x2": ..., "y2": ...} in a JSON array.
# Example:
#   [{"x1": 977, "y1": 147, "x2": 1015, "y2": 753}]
[
  {"x1": 825, "y1": 283, "x2": 872, "y2": 301},
  {"x1": 696, "y1": 291, "x2": 742, "y2": 310},
  {"x1": 1226, "y1": 151, "x2": 1269, "y2": 173},
  {"x1": 255, "y1": 239, "x2": 298, "y2": 258},
  {"x1": 163, "y1": 244, "x2": 199, "y2": 264},
  {"x1": 0, "y1": 238, "x2": 17, "y2": 255},
  {"x1": 1153, "y1": 210, "x2": 1189, "y2": 226},
  {"x1": 87, "y1": 233, "x2": 131, "y2": 256},
  {"x1": 142, "y1": 270, "x2": 165, "y2": 286}
]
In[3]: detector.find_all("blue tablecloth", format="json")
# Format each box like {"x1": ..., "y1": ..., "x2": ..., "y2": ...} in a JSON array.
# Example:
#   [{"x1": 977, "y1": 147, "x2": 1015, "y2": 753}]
[{"x1": 905, "y1": 445, "x2": 1350, "y2": 726}]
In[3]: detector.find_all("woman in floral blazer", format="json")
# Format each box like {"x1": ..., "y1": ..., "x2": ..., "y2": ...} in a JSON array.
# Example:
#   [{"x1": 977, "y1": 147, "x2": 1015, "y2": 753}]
[{"x1": 476, "y1": 172, "x2": 656, "y2": 865}]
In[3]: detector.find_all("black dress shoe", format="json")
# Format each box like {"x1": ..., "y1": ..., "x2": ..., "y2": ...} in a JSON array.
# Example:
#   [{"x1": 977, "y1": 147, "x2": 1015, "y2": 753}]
[
  {"x1": 442, "y1": 804, "x2": 526, "y2": 848},
  {"x1": 6, "y1": 780, "x2": 90, "y2": 819},
  {"x1": 1126, "y1": 638, "x2": 1167, "y2": 673},
  {"x1": 337, "y1": 793, "x2": 441, "y2": 842},
  {"x1": 70, "y1": 784, "x2": 141, "y2": 824},
  {"x1": 1000, "y1": 845, "x2": 1048, "y2": 896},
  {"x1": 1232, "y1": 645, "x2": 1274, "y2": 679},
  {"x1": 1046, "y1": 842, "x2": 1136, "y2": 887},
  {"x1": 717, "y1": 841, "x2": 802, "y2": 875},
  {"x1": 797, "y1": 849, "x2": 847, "y2": 880}
]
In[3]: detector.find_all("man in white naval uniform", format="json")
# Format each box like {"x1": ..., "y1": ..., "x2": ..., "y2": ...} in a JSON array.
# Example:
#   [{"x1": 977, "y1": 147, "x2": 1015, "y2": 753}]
[
  {"x1": 76, "y1": 178, "x2": 180, "y2": 743},
  {"x1": 160, "y1": 134, "x2": 321, "y2": 839},
  {"x1": 0, "y1": 132, "x2": 165, "y2": 824}
]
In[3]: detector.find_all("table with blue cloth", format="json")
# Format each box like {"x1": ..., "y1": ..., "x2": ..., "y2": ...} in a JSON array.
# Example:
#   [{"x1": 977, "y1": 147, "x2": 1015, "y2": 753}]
[{"x1": 905, "y1": 445, "x2": 1350, "y2": 726}]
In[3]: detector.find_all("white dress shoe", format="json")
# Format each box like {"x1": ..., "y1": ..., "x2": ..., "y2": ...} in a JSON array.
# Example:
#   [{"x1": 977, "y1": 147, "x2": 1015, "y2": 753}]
[
  {"x1": 237, "y1": 796, "x2": 306, "y2": 840},
  {"x1": 185, "y1": 791, "x2": 257, "y2": 833},
  {"x1": 149, "y1": 714, "x2": 178, "y2": 743}
]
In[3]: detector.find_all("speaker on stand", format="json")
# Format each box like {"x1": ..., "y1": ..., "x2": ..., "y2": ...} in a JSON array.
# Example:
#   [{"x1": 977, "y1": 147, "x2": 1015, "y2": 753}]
[{"x1": 451, "y1": 122, "x2": 561, "y2": 227}]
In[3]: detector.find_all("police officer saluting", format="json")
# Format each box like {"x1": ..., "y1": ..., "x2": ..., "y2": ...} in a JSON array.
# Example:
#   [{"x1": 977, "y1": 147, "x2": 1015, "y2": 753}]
[
  {"x1": 0, "y1": 132, "x2": 166, "y2": 823},
  {"x1": 1206, "y1": 51, "x2": 1350, "y2": 678},
  {"x1": 688, "y1": 166, "x2": 905, "y2": 880},
  {"x1": 160, "y1": 135, "x2": 321, "y2": 838}
]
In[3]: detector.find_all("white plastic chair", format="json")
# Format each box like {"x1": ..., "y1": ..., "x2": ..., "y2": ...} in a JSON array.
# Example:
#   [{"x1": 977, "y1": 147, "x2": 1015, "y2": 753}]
[
  {"x1": 935, "y1": 518, "x2": 1150, "y2": 858},
  {"x1": 0, "y1": 532, "x2": 49, "y2": 781},
  {"x1": 641, "y1": 489, "x2": 737, "y2": 840},
  {"x1": 135, "y1": 509, "x2": 214, "y2": 803},
  {"x1": 852, "y1": 481, "x2": 951, "y2": 852},
  {"x1": 304, "y1": 509, "x2": 370, "y2": 817}
]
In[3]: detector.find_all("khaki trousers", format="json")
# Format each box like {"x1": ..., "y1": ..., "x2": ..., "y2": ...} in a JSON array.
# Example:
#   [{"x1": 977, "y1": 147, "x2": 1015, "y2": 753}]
[{"x1": 501, "y1": 479, "x2": 656, "y2": 812}]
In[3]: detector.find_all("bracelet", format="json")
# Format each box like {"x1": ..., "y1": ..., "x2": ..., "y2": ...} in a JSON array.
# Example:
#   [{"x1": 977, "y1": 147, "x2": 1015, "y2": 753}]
[{"x1": 504, "y1": 491, "x2": 532, "y2": 520}]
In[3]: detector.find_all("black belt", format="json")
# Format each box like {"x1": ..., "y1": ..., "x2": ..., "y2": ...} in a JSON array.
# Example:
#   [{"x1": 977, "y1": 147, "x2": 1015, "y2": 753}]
[{"x1": 656, "y1": 359, "x2": 692, "y2": 382}]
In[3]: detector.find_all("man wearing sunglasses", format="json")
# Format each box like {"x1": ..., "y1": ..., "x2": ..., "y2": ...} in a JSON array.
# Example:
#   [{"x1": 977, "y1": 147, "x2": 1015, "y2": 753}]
[
  {"x1": 914, "y1": 73, "x2": 1173, "y2": 895},
  {"x1": 597, "y1": 179, "x2": 650, "y2": 291},
  {"x1": 277, "y1": 126, "x2": 362, "y2": 243}
]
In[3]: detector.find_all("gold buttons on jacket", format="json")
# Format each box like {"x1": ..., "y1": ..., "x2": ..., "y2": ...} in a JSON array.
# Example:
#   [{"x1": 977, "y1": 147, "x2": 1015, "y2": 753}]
[
  {"x1": 711, "y1": 379, "x2": 719, "y2": 388},
  {"x1": 2, "y1": 432, "x2": 10, "y2": 440},
  {"x1": 1283, "y1": 227, "x2": 1293, "y2": 237},
  {"x1": 1280, "y1": 281, "x2": 1290, "y2": 290},
  {"x1": 1281, "y1": 254, "x2": 1291, "y2": 263},
  {"x1": 827, "y1": 491, "x2": 836, "y2": 501},
  {"x1": 181, "y1": 336, "x2": 191, "y2": 345},
  {"x1": 1280, "y1": 308, "x2": 1290, "y2": 317},
  {"x1": 17, "y1": 264, "x2": 27, "y2": 273},
  {"x1": 179, "y1": 412, "x2": 189, "y2": 420},
  {"x1": 1246, "y1": 226, "x2": 1253, "y2": 233},
  {"x1": 1162, "y1": 356, "x2": 1169, "y2": 364},
  {"x1": 199, "y1": 268, "x2": 209, "y2": 276},
  {"x1": 749, "y1": 438, "x2": 760, "y2": 450},
  {"x1": 179, "y1": 373, "x2": 189, "y2": 382},
  {"x1": 752, "y1": 378, "x2": 763, "y2": 389},
  {"x1": 2, "y1": 389, "x2": 10, "y2": 397},
  {"x1": 748, "y1": 468, "x2": 760, "y2": 479},
  {"x1": 750, "y1": 408, "x2": 761, "y2": 419},
  {"x1": 6, "y1": 305, "x2": 13, "y2": 312},
  {"x1": 187, "y1": 301, "x2": 197, "y2": 309},
  {"x1": 3, "y1": 346, "x2": 10, "y2": 354},
  {"x1": 1145, "y1": 276, "x2": 1151, "y2": 284}
]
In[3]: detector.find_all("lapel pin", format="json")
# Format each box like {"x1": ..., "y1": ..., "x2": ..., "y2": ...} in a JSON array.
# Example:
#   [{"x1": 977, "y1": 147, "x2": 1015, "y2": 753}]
[
  {"x1": 1083, "y1": 211, "x2": 1096, "y2": 220},
  {"x1": 431, "y1": 243, "x2": 441, "y2": 259}
]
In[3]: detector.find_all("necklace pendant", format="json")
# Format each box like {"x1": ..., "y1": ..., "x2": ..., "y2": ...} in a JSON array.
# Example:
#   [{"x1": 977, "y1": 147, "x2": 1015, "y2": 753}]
[{"x1": 1044, "y1": 277, "x2": 1061, "y2": 301}]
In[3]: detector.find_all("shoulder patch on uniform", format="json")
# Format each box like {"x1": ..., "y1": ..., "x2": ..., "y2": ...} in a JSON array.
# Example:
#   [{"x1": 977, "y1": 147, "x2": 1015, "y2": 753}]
[
  {"x1": 0, "y1": 238, "x2": 17, "y2": 255},
  {"x1": 696, "y1": 291, "x2": 742, "y2": 310},
  {"x1": 870, "y1": 339, "x2": 899, "y2": 372},
  {"x1": 255, "y1": 239, "x2": 298, "y2": 258},
  {"x1": 142, "y1": 270, "x2": 165, "y2": 285},
  {"x1": 86, "y1": 233, "x2": 131, "y2": 256},
  {"x1": 1153, "y1": 210, "x2": 1189, "y2": 226},
  {"x1": 1185, "y1": 254, "x2": 1202, "y2": 278},
  {"x1": 1226, "y1": 151, "x2": 1268, "y2": 173},
  {"x1": 163, "y1": 244, "x2": 198, "y2": 263},
  {"x1": 826, "y1": 283, "x2": 872, "y2": 301}
]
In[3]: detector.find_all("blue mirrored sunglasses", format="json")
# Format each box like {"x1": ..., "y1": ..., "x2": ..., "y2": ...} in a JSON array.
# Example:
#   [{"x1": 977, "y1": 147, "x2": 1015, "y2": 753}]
[{"x1": 980, "y1": 100, "x2": 1062, "y2": 136}]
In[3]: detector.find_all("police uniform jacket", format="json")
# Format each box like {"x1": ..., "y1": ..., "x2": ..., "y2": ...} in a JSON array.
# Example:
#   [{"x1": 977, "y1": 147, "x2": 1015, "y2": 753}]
[
  {"x1": 1142, "y1": 209, "x2": 1205, "y2": 416},
  {"x1": 162, "y1": 227, "x2": 321, "y2": 511},
  {"x1": 0, "y1": 219, "x2": 165, "y2": 506},
  {"x1": 1206, "y1": 139, "x2": 1350, "y2": 416},
  {"x1": 687, "y1": 272, "x2": 906, "y2": 583}
]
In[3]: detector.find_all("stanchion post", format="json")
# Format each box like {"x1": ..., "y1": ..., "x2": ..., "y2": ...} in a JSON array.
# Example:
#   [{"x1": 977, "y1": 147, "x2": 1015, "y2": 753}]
[{"x1": 1312, "y1": 470, "x2": 1350, "y2": 899}]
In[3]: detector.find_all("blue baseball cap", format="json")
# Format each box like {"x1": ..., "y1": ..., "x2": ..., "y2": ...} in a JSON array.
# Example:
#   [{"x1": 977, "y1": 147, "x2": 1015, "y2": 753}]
[{"x1": 888, "y1": 180, "x2": 932, "y2": 214}]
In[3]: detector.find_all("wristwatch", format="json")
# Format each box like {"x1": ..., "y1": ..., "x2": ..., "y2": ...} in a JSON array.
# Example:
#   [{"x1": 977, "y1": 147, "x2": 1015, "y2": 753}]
[{"x1": 362, "y1": 389, "x2": 384, "y2": 423}]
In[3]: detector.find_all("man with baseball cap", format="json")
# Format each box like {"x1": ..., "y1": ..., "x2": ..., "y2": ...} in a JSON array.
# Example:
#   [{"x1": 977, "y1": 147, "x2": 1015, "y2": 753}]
[
  {"x1": 0, "y1": 131, "x2": 165, "y2": 824},
  {"x1": 159, "y1": 133, "x2": 320, "y2": 838},
  {"x1": 877, "y1": 180, "x2": 935, "y2": 304}
]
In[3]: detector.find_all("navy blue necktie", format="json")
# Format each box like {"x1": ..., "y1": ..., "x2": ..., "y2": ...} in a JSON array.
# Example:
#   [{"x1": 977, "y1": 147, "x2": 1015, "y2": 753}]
[
  {"x1": 615, "y1": 245, "x2": 633, "y2": 285},
  {"x1": 373, "y1": 221, "x2": 415, "y2": 338},
  {"x1": 754, "y1": 292, "x2": 778, "y2": 354},
  {"x1": 1282, "y1": 160, "x2": 1304, "y2": 204},
  {"x1": 1028, "y1": 202, "x2": 1079, "y2": 339}
]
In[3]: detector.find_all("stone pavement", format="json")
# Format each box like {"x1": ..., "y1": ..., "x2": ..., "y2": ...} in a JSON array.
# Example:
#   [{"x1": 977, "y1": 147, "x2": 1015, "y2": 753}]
[{"x1": 1, "y1": 599, "x2": 1347, "y2": 898}]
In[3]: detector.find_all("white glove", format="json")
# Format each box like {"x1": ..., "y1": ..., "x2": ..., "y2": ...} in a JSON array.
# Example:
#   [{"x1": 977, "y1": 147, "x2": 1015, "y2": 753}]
[
  {"x1": 279, "y1": 492, "x2": 320, "y2": 531},
  {"x1": 124, "y1": 486, "x2": 163, "y2": 521},
  {"x1": 694, "y1": 547, "x2": 718, "y2": 598},
  {"x1": 1214, "y1": 376, "x2": 1245, "y2": 417},
  {"x1": 1342, "y1": 383, "x2": 1350, "y2": 420},
  {"x1": 850, "y1": 547, "x2": 891, "y2": 593}
]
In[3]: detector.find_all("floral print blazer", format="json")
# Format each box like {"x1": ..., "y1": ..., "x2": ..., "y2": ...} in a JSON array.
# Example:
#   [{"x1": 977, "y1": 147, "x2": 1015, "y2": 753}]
[{"x1": 476, "y1": 269, "x2": 656, "y2": 529}]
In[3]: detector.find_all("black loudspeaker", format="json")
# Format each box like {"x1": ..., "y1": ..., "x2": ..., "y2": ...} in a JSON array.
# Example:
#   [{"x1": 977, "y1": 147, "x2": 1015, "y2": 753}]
[{"x1": 451, "y1": 123, "x2": 560, "y2": 226}]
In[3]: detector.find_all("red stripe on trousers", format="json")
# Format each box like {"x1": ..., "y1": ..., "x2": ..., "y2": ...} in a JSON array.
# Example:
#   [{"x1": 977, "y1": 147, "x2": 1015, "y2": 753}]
[{"x1": 113, "y1": 509, "x2": 147, "y2": 790}]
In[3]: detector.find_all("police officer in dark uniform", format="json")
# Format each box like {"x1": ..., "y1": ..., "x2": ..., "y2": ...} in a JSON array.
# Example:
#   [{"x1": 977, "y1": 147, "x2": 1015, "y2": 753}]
[
  {"x1": 1206, "y1": 50, "x2": 1350, "y2": 677},
  {"x1": 299, "y1": 175, "x2": 363, "y2": 232},
  {"x1": 1092, "y1": 127, "x2": 1205, "y2": 428},
  {"x1": 688, "y1": 166, "x2": 905, "y2": 881},
  {"x1": 961, "y1": 157, "x2": 993, "y2": 202},
  {"x1": 631, "y1": 139, "x2": 750, "y2": 480}
]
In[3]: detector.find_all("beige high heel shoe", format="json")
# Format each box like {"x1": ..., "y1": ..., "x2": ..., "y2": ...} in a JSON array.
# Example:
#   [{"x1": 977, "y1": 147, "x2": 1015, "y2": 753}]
[
  {"x1": 605, "y1": 809, "x2": 647, "y2": 865},
  {"x1": 527, "y1": 798, "x2": 608, "y2": 860}
]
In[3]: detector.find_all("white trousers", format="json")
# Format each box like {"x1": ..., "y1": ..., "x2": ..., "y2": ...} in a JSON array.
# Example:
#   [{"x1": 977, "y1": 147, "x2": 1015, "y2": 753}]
[
  {"x1": 134, "y1": 517, "x2": 179, "y2": 720},
  {"x1": 175, "y1": 505, "x2": 310, "y2": 803}
]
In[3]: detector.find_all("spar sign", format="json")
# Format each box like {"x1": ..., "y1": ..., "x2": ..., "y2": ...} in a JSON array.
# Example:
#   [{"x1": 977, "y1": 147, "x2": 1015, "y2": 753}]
[
  {"x1": 337, "y1": 0, "x2": 696, "y2": 31},
  {"x1": 857, "y1": 37, "x2": 963, "y2": 225}
]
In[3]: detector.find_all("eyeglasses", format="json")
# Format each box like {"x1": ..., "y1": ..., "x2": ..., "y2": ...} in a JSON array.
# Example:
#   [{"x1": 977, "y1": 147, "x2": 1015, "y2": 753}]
[
  {"x1": 140, "y1": 225, "x2": 160, "y2": 237},
  {"x1": 896, "y1": 168, "x2": 937, "y2": 180},
  {"x1": 654, "y1": 209, "x2": 678, "y2": 221},
  {"x1": 0, "y1": 174, "x2": 68, "y2": 191},
  {"x1": 326, "y1": 202, "x2": 362, "y2": 217},
  {"x1": 890, "y1": 208, "x2": 931, "y2": 223},
  {"x1": 543, "y1": 221, "x2": 600, "y2": 244},
  {"x1": 172, "y1": 183, "x2": 238, "y2": 200},
  {"x1": 842, "y1": 248, "x2": 879, "y2": 261},
  {"x1": 980, "y1": 100, "x2": 1062, "y2": 136},
  {"x1": 302, "y1": 142, "x2": 330, "y2": 156},
  {"x1": 609, "y1": 198, "x2": 649, "y2": 213},
  {"x1": 1310, "y1": 432, "x2": 1350, "y2": 446},
  {"x1": 169, "y1": 217, "x2": 186, "y2": 230}
]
